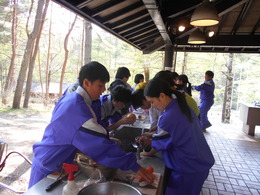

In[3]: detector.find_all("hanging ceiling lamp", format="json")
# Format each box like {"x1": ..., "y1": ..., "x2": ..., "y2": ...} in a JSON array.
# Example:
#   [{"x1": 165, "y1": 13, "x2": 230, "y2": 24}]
[
  {"x1": 190, "y1": 0, "x2": 219, "y2": 26},
  {"x1": 188, "y1": 28, "x2": 206, "y2": 44}
]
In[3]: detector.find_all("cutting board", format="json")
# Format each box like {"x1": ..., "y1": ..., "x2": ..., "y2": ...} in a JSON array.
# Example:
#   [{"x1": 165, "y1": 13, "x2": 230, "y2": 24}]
[{"x1": 130, "y1": 172, "x2": 161, "y2": 195}]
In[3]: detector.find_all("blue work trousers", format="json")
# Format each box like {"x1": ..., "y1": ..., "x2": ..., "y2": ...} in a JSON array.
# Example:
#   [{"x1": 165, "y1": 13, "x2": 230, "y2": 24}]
[
  {"x1": 165, "y1": 169, "x2": 209, "y2": 195},
  {"x1": 199, "y1": 99, "x2": 214, "y2": 129}
]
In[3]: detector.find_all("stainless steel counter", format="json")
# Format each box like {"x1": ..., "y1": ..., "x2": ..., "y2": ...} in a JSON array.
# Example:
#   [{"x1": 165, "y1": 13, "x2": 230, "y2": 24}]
[
  {"x1": 23, "y1": 153, "x2": 165, "y2": 195},
  {"x1": 24, "y1": 116, "x2": 165, "y2": 195}
]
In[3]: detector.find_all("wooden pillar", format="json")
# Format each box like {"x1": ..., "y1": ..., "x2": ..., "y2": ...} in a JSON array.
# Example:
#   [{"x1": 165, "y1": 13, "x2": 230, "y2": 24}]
[{"x1": 164, "y1": 44, "x2": 174, "y2": 71}]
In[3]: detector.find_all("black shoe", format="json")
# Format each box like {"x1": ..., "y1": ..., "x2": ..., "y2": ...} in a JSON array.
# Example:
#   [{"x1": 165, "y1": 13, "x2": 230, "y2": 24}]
[{"x1": 205, "y1": 124, "x2": 212, "y2": 129}]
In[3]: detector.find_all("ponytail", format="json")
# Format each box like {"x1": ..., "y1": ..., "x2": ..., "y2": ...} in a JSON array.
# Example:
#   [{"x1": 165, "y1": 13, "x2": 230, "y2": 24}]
[
  {"x1": 187, "y1": 82, "x2": 192, "y2": 96},
  {"x1": 172, "y1": 90, "x2": 193, "y2": 122}
]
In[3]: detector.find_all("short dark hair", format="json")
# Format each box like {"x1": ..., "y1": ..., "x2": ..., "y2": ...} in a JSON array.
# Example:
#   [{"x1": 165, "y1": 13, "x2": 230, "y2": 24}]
[
  {"x1": 134, "y1": 74, "x2": 144, "y2": 84},
  {"x1": 79, "y1": 61, "x2": 110, "y2": 86},
  {"x1": 108, "y1": 79, "x2": 126, "y2": 91},
  {"x1": 115, "y1": 67, "x2": 131, "y2": 79},
  {"x1": 131, "y1": 89, "x2": 146, "y2": 109},
  {"x1": 205, "y1": 70, "x2": 214, "y2": 78},
  {"x1": 111, "y1": 85, "x2": 132, "y2": 106}
]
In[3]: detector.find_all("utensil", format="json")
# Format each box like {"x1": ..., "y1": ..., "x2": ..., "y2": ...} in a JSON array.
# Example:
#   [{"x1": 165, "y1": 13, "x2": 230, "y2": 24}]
[
  {"x1": 45, "y1": 174, "x2": 68, "y2": 192},
  {"x1": 132, "y1": 138, "x2": 143, "y2": 160}
]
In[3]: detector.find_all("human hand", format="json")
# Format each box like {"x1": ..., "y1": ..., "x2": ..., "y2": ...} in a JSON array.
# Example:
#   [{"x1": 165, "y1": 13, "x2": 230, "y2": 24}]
[
  {"x1": 121, "y1": 115, "x2": 136, "y2": 124},
  {"x1": 136, "y1": 136, "x2": 152, "y2": 146},
  {"x1": 141, "y1": 132, "x2": 153, "y2": 138},
  {"x1": 136, "y1": 167, "x2": 155, "y2": 185},
  {"x1": 149, "y1": 126, "x2": 157, "y2": 132}
]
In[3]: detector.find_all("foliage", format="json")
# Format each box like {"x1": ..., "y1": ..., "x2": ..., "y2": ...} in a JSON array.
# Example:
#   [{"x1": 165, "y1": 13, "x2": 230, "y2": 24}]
[{"x1": 0, "y1": 1, "x2": 259, "y2": 109}]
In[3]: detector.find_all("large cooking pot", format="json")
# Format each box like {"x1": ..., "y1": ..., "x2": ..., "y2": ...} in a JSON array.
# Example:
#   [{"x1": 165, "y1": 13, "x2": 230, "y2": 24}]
[{"x1": 78, "y1": 181, "x2": 142, "y2": 195}]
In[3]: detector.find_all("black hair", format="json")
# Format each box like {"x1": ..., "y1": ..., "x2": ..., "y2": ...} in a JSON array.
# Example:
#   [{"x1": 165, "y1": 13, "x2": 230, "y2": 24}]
[
  {"x1": 79, "y1": 61, "x2": 110, "y2": 86},
  {"x1": 205, "y1": 70, "x2": 214, "y2": 78},
  {"x1": 110, "y1": 85, "x2": 132, "y2": 106},
  {"x1": 144, "y1": 78, "x2": 193, "y2": 122},
  {"x1": 108, "y1": 79, "x2": 126, "y2": 91},
  {"x1": 178, "y1": 74, "x2": 189, "y2": 84},
  {"x1": 131, "y1": 89, "x2": 146, "y2": 109},
  {"x1": 170, "y1": 72, "x2": 179, "y2": 80},
  {"x1": 154, "y1": 70, "x2": 174, "y2": 87},
  {"x1": 178, "y1": 74, "x2": 192, "y2": 96},
  {"x1": 115, "y1": 67, "x2": 131, "y2": 79},
  {"x1": 134, "y1": 74, "x2": 144, "y2": 84}
]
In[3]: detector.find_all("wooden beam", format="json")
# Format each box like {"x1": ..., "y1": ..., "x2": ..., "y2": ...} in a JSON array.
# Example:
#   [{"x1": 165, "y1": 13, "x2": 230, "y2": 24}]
[
  {"x1": 142, "y1": 0, "x2": 172, "y2": 44},
  {"x1": 231, "y1": 0, "x2": 252, "y2": 35},
  {"x1": 142, "y1": 37, "x2": 165, "y2": 54}
]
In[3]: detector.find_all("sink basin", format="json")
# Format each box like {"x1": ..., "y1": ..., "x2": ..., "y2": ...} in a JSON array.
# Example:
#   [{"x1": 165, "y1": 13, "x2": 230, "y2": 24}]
[{"x1": 113, "y1": 126, "x2": 148, "y2": 153}]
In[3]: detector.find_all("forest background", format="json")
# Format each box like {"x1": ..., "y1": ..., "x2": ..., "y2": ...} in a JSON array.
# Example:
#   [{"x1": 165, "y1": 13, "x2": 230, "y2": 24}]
[{"x1": 0, "y1": 0, "x2": 259, "y2": 119}]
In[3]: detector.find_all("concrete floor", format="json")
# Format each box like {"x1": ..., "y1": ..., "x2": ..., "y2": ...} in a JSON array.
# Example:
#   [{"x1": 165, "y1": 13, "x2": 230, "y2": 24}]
[
  {"x1": 0, "y1": 109, "x2": 259, "y2": 195},
  {"x1": 201, "y1": 112, "x2": 260, "y2": 195}
]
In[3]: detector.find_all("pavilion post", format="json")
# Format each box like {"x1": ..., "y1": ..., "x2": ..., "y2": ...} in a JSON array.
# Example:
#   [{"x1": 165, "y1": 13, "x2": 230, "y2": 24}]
[{"x1": 164, "y1": 44, "x2": 175, "y2": 71}]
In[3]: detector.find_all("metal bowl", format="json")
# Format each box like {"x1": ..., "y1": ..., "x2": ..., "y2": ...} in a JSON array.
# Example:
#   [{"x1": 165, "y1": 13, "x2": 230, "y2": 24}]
[
  {"x1": 76, "y1": 152, "x2": 117, "y2": 180},
  {"x1": 78, "y1": 181, "x2": 142, "y2": 195}
]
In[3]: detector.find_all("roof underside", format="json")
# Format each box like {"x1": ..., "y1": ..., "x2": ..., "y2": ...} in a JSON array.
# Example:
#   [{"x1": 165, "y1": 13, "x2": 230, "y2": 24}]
[{"x1": 53, "y1": 0, "x2": 260, "y2": 54}]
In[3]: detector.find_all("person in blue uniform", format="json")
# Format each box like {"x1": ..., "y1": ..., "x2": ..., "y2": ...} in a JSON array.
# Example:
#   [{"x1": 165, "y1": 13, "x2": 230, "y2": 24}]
[
  {"x1": 177, "y1": 74, "x2": 192, "y2": 96},
  {"x1": 131, "y1": 88, "x2": 160, "y2": 133},
  {"x1": 154, "y1": 70, "x2": 200, "y2": 117},
  {"x1": 137, "y1": 78, "x2": 215, "y2": 195},
  {"x1": 193, "y1": 70, "x2": 215, "y2": 131},
  {"x1": 63, "y1": 78, "x2": 79, "y2": 95},
  {"x1": 28, "y1": 61, "x2": 154, "y2": 188},
  {"x1": 108, "y1": 67, "x2": 132, "y2": 91},
  {"x1": 93, "y1": 84, "x2": 136, "y2": 131}
]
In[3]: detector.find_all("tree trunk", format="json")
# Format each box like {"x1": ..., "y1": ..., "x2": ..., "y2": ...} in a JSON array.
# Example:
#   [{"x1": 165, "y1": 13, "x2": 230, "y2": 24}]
[
  {"x1": 3, "y1": 0, "x2": 17, "y2": 105},
  {"x1": 84, "y1": 20, "x2": 92, "y2": 64},
  {"x1": 59, "y1": 15, "x2": 77, "y2": 98},
  {"x1": 37, "y1": 47, "x2": 43, "y2": 95},
  {"x1": 44, "y1": 2, "x2": 53, "y2": 106},
  {"x1": 12, "y1": 0, "x2": 45, "y2": 108},
  {"x1": 222, "y1": 53, "x2": 234, "y2": 123},
  {"x1": 23, "y1": 0, "x2": 50, "y2": 108},
  {"x1": 182, "y1": 52, "x2": 188, "y2": 74}
]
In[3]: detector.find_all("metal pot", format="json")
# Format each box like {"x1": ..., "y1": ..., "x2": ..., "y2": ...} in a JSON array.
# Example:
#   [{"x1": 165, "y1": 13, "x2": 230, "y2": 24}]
[
  {"x1": 78, "y1": 181, "x2": 142, "y2": 195},
  {"x1": 75, "y1": 152, "x2": 117, "y2": 180}
]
